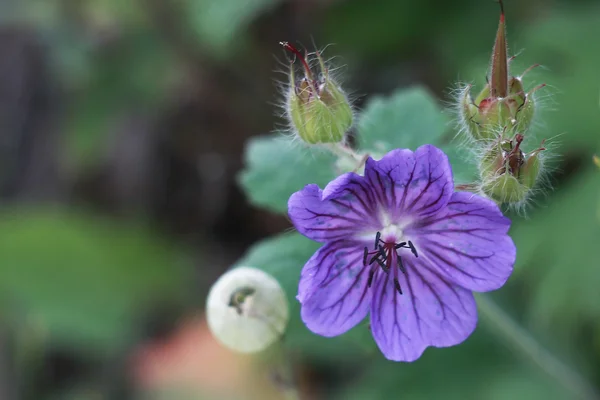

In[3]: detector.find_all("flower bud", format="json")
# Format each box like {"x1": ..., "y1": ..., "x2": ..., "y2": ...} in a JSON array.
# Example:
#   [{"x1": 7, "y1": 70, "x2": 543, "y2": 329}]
[
  {"x1": 281, "y1": 42, "x2": 353, "y2": 145},
  {"x1": 457, "y1": 1, "x2": 543, "y2": 141},
  {"x1": 480, "y1": 133, "x2": 545, "y2": 204},
  {"x1": 206, "y1": 266, "x2": 289, "y2": 354}
]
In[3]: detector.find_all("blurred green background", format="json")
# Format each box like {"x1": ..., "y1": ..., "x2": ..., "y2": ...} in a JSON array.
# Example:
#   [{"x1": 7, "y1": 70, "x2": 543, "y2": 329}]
[{"x1": 0, "y1": 0, "x2": 599, "y2": 399}]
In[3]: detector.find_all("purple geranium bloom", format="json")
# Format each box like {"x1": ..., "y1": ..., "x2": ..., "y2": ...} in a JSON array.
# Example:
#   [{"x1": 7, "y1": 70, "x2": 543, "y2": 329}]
[{"x1": 288, "y1": 145, "x2": 516, "y2": 362}]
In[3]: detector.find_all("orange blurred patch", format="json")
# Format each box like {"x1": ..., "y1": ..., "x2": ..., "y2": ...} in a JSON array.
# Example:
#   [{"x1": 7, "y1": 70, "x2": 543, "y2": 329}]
[{"x1": 130, "y1": 316, "x2": 284, "y2": 399}]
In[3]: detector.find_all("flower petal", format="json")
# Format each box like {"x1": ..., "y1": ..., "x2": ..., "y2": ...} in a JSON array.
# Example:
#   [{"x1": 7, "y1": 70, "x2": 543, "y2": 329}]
[
  {"x1": 408, "y1": 191, "x2": 516, "y2": 292},
  {"x1": 298, "y1": 241, "x2": 371, "y2": 336},
  {"x1": 364, "y1": 145, "x2": 454, "y2": 220},
  {"x1": 288, "y1": 172, "x2": 380, "y2": 243},
  {"x1": 370, "y1": 259, "x2": 477, "y2": 362}
]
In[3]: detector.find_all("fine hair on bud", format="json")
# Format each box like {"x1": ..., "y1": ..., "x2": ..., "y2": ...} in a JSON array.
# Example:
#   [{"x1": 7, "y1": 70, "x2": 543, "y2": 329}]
[
  {"x1": 449, "y1": 0, "x2": 549, "y2": 150},
  {"x1": 206, "y1": 266, "x2": 289, "y2": 354},
  {"x1": 275, "y1": 42, "x2": 355, "y2": 147},
  {"x1": 476, "y1": 131, "x2": 556, "y2": 215}
]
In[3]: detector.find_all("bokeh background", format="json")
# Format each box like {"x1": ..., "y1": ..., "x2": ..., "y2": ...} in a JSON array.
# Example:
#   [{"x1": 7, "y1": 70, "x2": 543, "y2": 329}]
[{"x1": 0, "y1": 0, "x2": 599, "y2": 399}]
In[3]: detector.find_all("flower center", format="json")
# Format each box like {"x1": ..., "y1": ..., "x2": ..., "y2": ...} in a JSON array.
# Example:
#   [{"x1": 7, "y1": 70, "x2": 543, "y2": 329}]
[{"x1": 362, "y1": 231, "x2": 419, "y2": 295}]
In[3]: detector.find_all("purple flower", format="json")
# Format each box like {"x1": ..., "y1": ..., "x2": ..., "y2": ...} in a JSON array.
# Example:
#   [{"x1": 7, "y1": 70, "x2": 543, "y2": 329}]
[{"x1": 288, "y1": 145, "x2": 516, "y2": 362}]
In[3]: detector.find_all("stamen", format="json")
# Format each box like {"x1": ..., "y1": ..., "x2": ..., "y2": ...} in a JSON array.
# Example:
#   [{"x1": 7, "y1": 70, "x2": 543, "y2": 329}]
[
  {"x1": 408, "y1": 241, "x2": 418, "y2": 258},
  {"x1": 374, "y1": 257, "x2": 389, "y2": 273},
  {"x1": 369, "y1": 252, "x2": 383, "y2": 265},
  {"x1": 397, "y1": 256, "x2": 406, "y2": 274},
  {"x1": 394, "y1": 278, "x2": 403, "y2": 295},
  {"x1": 368, "y1": 269, "x2": 375, "y2": 287},
  {"x1": 363, "y1": 233, "x2": 420, "y2": 295}
]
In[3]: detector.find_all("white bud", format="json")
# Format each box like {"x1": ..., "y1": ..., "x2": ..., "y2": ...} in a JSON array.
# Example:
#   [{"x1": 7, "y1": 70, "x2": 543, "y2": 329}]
[{"x1": 206, "y1": 266, "x2": 289, "y2": 354}]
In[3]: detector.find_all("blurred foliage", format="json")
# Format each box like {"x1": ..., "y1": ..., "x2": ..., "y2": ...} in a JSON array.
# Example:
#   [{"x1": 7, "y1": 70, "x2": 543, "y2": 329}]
[
  {"x1": 513, "y1": 170, "x2": 600, "y2": 340},
  {"x1": 0, "y1": 208, "x2": 190, "y2": 356},
  {"x1": 185, "y1": 0, "x2": 281, "y2": 55}
]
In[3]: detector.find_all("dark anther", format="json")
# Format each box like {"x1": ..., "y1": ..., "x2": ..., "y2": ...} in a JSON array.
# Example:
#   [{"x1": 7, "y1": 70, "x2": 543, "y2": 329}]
[
  {"x1": 369, "y1": 253, "x2": 380, "y2": 265},
  {"x1": 364, "y1": 233, "x2": 420, "y2": 296},
  {"x1": 394, "y1": 278, "x2": 403, "y2": 295},
  {"x1": 374, "y1": 257, "x2": 389, "y2": 273},
  {"x1": 397, "y1": 256, "x2": 406, "y2": 274},
  {"x1": 408, "y1": 241, "x2": 418, "y2": 258},
  {"x1": 374, "y1": 231, "x2": 381, "y2": 249}
]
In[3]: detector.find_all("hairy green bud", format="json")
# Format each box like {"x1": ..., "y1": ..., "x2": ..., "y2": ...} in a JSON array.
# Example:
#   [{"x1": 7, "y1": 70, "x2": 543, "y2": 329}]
[
  {"x1": 480, "y1": 133, "x2": 546, "y2": 203},
  {"x1": 282, "y1": 42, "x2": 353, "y2": 145},
  {"x1": 457, "y1": 1, "x2": 544, "y2": 141}
]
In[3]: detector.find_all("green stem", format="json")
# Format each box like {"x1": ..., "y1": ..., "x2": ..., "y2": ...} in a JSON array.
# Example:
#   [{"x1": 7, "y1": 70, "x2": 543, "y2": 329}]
[
  {"x1": 477, "y1": 294, "x2": 600, "y2": 400},
  {"x1": 323, "y1": 143, "x2": 363, "y2": 162}
]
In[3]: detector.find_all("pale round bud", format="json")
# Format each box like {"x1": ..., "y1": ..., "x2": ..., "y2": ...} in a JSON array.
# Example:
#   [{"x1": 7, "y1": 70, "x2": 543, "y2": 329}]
[{"x1": 206, "y1": 266, "x2": 289, "y2": 354}]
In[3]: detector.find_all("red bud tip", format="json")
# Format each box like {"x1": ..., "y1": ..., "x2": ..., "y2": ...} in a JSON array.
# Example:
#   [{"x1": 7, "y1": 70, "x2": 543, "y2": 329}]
[
  {"x1": 490, "y1": 0, "x2": 508, "y2": 98},
  {"x1": 280, "y1": 41, "x2": 314, "y2": 81},
  {"x1": 514, "y1": 133, "x2": 524, "y2": 146}
]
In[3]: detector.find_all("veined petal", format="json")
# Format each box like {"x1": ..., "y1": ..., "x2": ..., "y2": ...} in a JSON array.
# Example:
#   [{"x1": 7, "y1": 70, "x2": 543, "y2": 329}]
[
  {"x1": 364, "y1": 145, "x2": 453, "y2": 221},
  {"x1": 407, "y1": 192, "x2": 515, "y2": 292},
  {"x1": 370, "y1": 259, "x2": 477, "y2": 362},
  {"x1": 288, "y1": 172, "x2": 380, "y2": 243},
  {"x1": 299, "y1": 241, "x2": 371, "y2": 337}
]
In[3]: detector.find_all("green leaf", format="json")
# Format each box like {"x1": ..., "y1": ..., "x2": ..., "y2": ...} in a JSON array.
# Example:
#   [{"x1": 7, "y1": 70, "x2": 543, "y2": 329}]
[
  {"x1": 357, "y1": 85, "x2": 475, "y2": 183},
  {"x1": 235, "y1": 232, "x2": 377, "y2": 360},
  {"x1": 238, "y1": 134, "x2": 338, "y2": 214},
  {"x1": 357, "y1": 86, "x2": 447, "y2": 151},
  {"x1": 0, "y1": 208, "x2": 190, "y2": 356}
]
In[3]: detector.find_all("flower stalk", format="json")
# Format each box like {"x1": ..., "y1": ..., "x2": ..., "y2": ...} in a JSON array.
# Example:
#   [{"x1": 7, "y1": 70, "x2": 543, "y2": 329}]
[{"x1": 477, "y1": 294, "x2": 600, "y2": 400}]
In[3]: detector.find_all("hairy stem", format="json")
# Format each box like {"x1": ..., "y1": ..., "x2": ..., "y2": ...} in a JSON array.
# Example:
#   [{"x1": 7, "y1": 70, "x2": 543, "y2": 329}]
[
  {"x1": 323, "y1": 143, "x2": 362, "y2": 161},
  {"x1": 477, "y1": 294, "x2": 600, "y2": 400}
]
